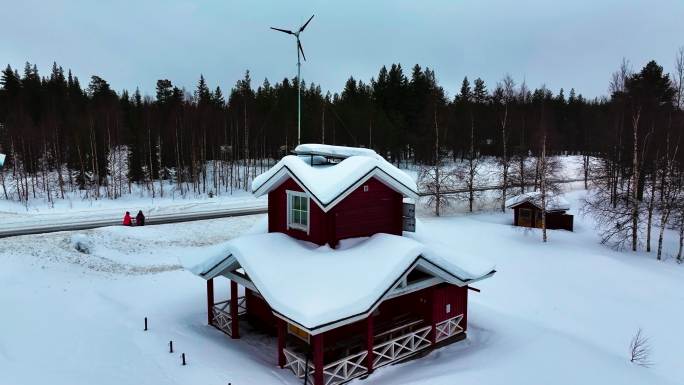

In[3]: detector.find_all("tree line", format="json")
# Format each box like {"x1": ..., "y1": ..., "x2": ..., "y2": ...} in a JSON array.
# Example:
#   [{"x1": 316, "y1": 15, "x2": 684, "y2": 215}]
[{"x1": 1, "y1": 52, "x2": 683, "y2": 257}]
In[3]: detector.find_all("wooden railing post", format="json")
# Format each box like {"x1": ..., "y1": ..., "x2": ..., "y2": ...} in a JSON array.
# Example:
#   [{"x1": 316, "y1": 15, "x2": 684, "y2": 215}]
[
  {"x1": 313, "y1": 333, "x2": 324, "y2": 385},
  {"x1": 430, "y1": 286, "x2": 439, "y2": 345},
  {"x1": 230, "y1": 280, "x2": 240, "y2": 339},
  {"x1": 366, "y1": 315, "x2": 374, "y2": 373},
  {"x1": 277, "y1": 319, "x2": 286, "y2": 368},
  {"x1": 206, "y1": 278, "x2": 214, "y2": 326}
]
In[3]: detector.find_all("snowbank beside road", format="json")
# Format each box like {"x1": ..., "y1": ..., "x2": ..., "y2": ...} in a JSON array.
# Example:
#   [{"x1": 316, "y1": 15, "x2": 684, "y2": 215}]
[{"x1": 0, "y1": 215, "x2": 261, "y2": 275}]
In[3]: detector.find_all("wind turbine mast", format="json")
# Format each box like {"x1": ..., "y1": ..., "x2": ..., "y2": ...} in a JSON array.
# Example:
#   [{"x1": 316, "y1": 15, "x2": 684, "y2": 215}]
[{"x1": 271, "y1": 14, "x2": 314, "y2": 146}]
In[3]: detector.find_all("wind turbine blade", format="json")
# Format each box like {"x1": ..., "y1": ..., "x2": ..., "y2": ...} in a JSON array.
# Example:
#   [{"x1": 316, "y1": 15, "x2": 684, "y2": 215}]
[
  {"x1": 299, "y1": 15, "x2": 314, "y2": 32},
  {"x1": 270, "y1": 27, "x2": 294, "y2": 34},
  {"x1": 298, "y1": 40, "x2": 307, "y2": 61}
]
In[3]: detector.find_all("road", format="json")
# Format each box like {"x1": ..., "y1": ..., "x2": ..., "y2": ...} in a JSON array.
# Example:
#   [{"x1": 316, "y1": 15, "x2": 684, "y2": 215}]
[
  {"x1": 0, "y1": 178, "x2": 589, "y2": 238},
  {"x1": 0, "y1": 203, "x2": 268, "y2": 238}
]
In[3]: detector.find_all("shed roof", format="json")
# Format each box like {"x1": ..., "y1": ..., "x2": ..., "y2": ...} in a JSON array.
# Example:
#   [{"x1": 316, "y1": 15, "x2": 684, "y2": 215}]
[{"x1": 505, "y1": 191, "x2": 570, "y2": 212}]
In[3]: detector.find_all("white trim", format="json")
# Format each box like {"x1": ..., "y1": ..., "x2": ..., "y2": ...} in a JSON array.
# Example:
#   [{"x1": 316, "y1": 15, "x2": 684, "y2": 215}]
[
  {"x1": 435, "y1": 314, "x2": 464, "y2": 342},
  {"x1": 386, "y1": 276, "x2": 443, "y2": 300},
  {"x1": 223, "y1": 269, "x2": 259, "y2": 292},
  {"x1": 309, "y1": 268, "x2": 494, "y2": 335},
  {"x1": 286, "y1": 190, "x2": 310, "y2": 234},
  {"x1": 283, "y1": 348, "x2": 315, "y2": 384},
  {"x1": 253, "y1": 167, "x2": 419, "y2": 213},
  {"x1": 372, "y1": 325, "x2": 432, "y2": 368},
  {"x1": 269, "y1": 262, "x2": 495, "y2": 336},
  {"x1": 322, "y1": 170, "x2": 418, "y2": 212}
]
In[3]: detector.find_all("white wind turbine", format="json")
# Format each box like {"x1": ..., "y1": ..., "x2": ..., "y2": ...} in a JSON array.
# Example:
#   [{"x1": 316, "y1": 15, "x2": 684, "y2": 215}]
[{"x1": 271, "y1": 14, "x2": 314, "y2": 146}]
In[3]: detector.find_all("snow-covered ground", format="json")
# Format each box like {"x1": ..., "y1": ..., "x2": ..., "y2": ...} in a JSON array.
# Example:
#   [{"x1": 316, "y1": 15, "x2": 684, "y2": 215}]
[
  {"x1": 1, "y1": 189, "x2": 682, "y2": 385},
  {"x1": 0, "y1": 155, "x2": 588, "y2": 232},
  {"x1": 0, "y1": 190, "x2": 265, "y2": 233}
]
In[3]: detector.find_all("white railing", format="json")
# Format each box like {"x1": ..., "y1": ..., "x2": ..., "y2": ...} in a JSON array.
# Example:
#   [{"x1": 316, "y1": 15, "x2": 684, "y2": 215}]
[
  {"x1": 284, "y1": 348, "x2": 367, "y2": 385},
  {"x1": 238, "y1": 297, "x2": 247, "y2": 314},
  {"x1": 322, "y1": 350, "x2": 368, "y2": 385},
  {"x1": 283, "y1": 348, "x2": 315, "y2": 384},
  {"x1": 211, "y1": 305, "x2": 233, "y2": 336},
  {"x1": 214, "y1": 297, "x2": 247, "y2": 315},
  {"x1": 435, "y1": 314, "x2": 464, "y2": 342},
  {"x1": 283, "y1": 323, "x2": 442, "y2": 384},
  {"x1": 211, "y1": 296, "x2": 246, "y2": 336},
  {"x1": 372, "y1": 325, "x2": 432, "y2": 368}
]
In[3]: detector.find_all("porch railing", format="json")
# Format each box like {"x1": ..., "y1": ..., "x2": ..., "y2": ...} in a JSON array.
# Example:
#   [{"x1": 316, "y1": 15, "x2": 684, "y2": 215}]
[
  {"x1": 211, "y1": 296, "x2": 246, "y2": 336},
  {"x1": 284, "y1": 322, "x2": 443, "y2": 384},
  {"x1": 372, "y1": 325, "x2": 432, "y2": 368},
  {"x1": 322, "y1": 350, "x2": 368, "y2": 385},
  {"x1": 283, "y1": 348, "x2": 315, "y2": 385},
  {"x1": 435, "y1": 314, "x2": 464, "y2": 343},
  {"x1": 284, "y1": 348, "x2": 368, "y2": 385}
]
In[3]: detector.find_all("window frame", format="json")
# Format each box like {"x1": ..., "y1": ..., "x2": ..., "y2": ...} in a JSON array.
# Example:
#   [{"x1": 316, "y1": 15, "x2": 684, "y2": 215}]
[{"x1": 286, "y1": 190, "x2": 310, "y2": 234}]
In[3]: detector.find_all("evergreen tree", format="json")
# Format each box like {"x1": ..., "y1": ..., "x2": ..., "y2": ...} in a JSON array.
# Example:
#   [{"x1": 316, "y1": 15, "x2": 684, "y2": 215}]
[
  {"x1": 457, "y1": 76, "x2": 472, "y2": 103},
  {"x1": 156, "y1": 79, "x2": 173, "y2": 103},
  {"x1": 213, "y1": 86, "x2": 225, "y2": 107},
  {"x1": 196, "y1": 74, "x2": 212, "y2": 105},
  {"x1": 473, "y1": 78, "x2": 487, "y2": 104}
]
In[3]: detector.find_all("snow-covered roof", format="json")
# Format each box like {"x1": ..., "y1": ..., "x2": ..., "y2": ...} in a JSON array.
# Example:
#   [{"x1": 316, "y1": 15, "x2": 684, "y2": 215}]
[
  {"x1": 181, "y1": 231, "x2": 495, "y2": 332},
  {"x1": 505, "y1": 191, "x2": 570, "y2": 212},
  {"x1": 292, "y1": 143, "x2": 383, "y2": 160},
  {"x1": 251, "y1": 145, "x2": 418, "y2": 211}
]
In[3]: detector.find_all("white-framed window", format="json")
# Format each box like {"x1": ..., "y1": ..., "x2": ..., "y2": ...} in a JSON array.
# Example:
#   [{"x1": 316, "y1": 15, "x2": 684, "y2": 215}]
[{"x1": 286, "y1": 190, "x2": 309, "y2": 233}]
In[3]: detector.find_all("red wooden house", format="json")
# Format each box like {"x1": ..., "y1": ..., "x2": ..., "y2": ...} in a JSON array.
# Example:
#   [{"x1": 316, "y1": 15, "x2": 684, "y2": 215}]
[{"x1": 183, "y1": 144, "x2": 496, "y2": 385}]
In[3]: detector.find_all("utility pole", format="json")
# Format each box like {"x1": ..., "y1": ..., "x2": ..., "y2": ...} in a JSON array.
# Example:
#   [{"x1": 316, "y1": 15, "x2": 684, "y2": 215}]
[
  {"x1": 321, "y1": 104, "x2": 325, "y2": 144},
  {"x1": 297, "y1": 43, "x2": 301, "y2": 145}
]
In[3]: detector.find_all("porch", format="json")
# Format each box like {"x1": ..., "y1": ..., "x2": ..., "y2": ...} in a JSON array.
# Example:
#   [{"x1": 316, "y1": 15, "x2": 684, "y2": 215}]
[
  {"x1": 281, "y1": 314, "x2": 464, "y2": 385},
  {"x1": 205, "y1": 277, "x2": 470, "y2": 385}
]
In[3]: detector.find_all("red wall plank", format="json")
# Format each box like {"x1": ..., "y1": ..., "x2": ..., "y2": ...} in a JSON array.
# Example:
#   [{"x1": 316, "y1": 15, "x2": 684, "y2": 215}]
[
  {"x1": 331, "y1": 178, "x2": 403, "y2": 243},
  {"x1": 245, "y1": 288, "x2": 277, "y2": 334},
  {"x1": 432, "y1": 284, "x2": 468, "y2": 328}
]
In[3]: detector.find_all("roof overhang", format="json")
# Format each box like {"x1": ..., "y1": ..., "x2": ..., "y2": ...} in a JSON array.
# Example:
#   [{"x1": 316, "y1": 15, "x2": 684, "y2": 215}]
[
  {"x1": 252, "y1": 165, "x2": 419, "y2": 212},
  {"x1": 199, "y1": 251, "x2": 495, "y2": 336}
]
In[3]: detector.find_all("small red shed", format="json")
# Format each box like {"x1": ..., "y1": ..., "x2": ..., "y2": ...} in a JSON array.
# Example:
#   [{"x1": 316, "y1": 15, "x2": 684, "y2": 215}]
[{"x1": 505, "y1": 191, "x2": 573, "y2": 231}]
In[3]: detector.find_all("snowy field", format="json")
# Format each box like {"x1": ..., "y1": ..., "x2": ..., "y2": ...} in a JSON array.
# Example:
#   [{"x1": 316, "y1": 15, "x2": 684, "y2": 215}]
[{"x1": 1, "y1": 189, "x2": 682, "y2": 385}]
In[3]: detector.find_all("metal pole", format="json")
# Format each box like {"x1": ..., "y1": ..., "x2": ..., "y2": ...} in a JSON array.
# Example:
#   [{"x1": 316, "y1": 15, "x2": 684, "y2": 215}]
[{"x1": 297, "y1": 39, "x2": 301, "y2": 146}]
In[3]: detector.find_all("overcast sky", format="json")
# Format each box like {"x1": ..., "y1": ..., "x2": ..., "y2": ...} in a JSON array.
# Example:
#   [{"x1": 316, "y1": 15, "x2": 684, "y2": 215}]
[{"x1": 2, "y1": 0, "x2": 683, "y2": 99}]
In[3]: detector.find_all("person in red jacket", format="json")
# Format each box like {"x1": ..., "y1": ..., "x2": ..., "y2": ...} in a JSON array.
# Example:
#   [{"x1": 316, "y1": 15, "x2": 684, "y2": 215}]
[{"x1": 122, "y1": 211, "x2": 133, "y2": 226}]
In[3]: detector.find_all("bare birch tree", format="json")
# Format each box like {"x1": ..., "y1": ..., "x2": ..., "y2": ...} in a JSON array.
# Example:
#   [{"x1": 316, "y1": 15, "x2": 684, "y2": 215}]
[
  {"x1": 496, "y1": 74, "x2": 516, "y2": 212},
  {"x1": 418, "y1": 109, "x2": 457, "y2": 216},
  {"x1": 675, "y1": 46, "x2": 684, "y2": 111},
  {"x1": 656, "y1": 136, "x2": 680, "y2": 260},
  {"x1": 540, "y1": 130, "x2": 548, "y2": 243},
  {"x1": 630, "y1": 108, "x2": 641, "y2": 251}
]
